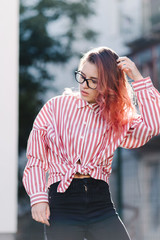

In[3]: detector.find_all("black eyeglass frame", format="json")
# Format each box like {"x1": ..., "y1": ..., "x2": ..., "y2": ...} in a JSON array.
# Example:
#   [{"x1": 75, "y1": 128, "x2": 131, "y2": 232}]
[{"x1": 74, "y1": 71, "x2": 98, "y2": 90}]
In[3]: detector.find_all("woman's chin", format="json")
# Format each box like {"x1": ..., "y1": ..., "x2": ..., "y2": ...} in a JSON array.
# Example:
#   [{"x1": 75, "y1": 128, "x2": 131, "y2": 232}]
[{"x1": 80, "y1": 94, "x2": 88, "y2": 101}]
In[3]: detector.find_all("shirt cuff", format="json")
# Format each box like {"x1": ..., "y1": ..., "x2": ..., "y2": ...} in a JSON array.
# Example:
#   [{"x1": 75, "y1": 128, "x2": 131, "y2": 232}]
[
  {"x1": 30, "y1": 192, "x2": 49, "y2": 207},
  {"x1": 132, "y1": 77, "x2": 153, "y2": 92}
]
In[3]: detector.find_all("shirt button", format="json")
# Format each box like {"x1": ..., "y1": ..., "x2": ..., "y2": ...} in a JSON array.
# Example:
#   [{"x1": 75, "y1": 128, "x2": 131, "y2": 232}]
[
  {"x1": 80, "y1": 136, "x2": 84, "y2": 139},
  {"x1": 83, "y1": 122, "x2": 87, "y2": 125}
]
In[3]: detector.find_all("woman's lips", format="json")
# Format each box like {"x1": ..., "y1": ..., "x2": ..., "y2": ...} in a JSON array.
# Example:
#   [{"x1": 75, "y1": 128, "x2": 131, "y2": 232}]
[{"x1": 81, "y1": 90, "x2": 89, "y2": 96}]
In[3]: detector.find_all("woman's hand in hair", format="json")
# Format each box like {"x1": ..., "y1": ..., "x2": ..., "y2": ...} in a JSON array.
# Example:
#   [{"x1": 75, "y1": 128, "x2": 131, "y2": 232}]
[
  {"x1": 117, "y1": 57, "x2": 143, "y2": 81},
  {"x1": 31, "y1": 202, "x2": 50, "y2": 226}
]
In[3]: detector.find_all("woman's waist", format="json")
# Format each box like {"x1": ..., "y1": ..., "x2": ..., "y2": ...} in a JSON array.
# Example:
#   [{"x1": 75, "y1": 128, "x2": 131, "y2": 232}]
[
  {"x1": 49, "y1": 178, "x2": 113, "y2": 204},
  {"x1": 74, "y1": 172, "x2": 91, "y2": 179},
  {"x1": 48, "y1": 169, "x2": 110, "y2": 185},
  {"x1": 47, "y1": 164, "x2": 111, "y2": 190}
]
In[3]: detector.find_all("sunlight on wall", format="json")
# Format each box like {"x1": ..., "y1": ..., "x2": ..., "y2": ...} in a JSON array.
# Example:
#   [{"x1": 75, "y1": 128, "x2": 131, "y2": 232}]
[{"x1": 0, "y1": 0, "x2": 19, "y2": 233}]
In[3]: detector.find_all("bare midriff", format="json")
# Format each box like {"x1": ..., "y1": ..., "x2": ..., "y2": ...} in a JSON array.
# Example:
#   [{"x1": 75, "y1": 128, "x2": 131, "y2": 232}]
[{"x1": 74, "y1": 172, "x2": 91, "y2": 178}]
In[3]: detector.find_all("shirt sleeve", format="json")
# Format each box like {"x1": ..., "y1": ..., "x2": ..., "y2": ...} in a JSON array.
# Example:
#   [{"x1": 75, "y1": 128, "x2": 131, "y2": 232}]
[
  {"x1": 120, "y1": 77, "x2": 160, "y2": 149},
  {"x1": 22, "y1": 99, "x2": 54, "y2": 207}
]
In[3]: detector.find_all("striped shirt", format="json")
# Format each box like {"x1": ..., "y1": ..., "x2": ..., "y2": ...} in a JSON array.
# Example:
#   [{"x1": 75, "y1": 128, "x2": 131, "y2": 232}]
[{"x1": 23, "y1": 77, "x2": 160, "y2": 206}]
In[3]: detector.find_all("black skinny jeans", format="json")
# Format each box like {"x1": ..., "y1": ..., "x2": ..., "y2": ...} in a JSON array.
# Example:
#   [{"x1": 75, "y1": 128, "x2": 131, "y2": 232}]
[{"x1": 46, "y1": 178, "x2": 131, "y2": 240}]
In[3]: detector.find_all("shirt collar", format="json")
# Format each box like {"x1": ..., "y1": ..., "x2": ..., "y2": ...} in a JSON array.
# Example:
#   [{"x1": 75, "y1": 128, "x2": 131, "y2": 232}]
[
  {"x1": 75, "y1": 97, "x2": 111, "y2": 129},
  {"x1": 76, "y1": 98, "x2": 100, "y2": 114}
]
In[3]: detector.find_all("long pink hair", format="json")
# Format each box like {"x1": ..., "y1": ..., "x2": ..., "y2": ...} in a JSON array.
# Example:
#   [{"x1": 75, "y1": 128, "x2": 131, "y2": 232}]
[{"x1": 79, "y1": 47, "x2": 137, "y2": 131}]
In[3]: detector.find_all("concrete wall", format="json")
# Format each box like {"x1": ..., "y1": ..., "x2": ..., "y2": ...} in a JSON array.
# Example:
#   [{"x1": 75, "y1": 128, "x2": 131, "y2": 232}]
[{"x1": 0, "y1": 0, "x2": 19, "y2": 233}]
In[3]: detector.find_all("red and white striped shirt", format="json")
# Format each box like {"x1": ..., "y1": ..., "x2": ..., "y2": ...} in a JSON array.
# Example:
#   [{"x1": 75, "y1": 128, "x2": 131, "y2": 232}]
[{"x1": 23, "y1": 77, "x2": 160, "y2": 206}]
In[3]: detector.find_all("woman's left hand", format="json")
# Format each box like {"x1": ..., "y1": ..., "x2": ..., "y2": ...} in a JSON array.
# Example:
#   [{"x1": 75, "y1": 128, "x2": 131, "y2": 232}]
[{"x1": 117, "y1": 56, "x2": 143, "y2": 81}]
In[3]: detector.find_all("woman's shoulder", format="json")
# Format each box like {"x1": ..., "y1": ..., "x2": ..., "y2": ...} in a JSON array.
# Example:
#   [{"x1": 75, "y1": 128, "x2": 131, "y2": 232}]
[{"x1": 47, "y1": 91, "x2": 80, "y2": 107}]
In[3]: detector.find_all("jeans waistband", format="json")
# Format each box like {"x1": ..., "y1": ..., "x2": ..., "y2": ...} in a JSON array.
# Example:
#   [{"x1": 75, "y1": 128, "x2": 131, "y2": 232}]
[{"x1": 49, "y1": 178, "x2": 110, "y2": 195}]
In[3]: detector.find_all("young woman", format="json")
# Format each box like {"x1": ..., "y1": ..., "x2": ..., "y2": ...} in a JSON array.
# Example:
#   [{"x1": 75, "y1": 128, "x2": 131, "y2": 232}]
[{"x1": 23, "y1": 47, "x2": 160, "y2": 240}]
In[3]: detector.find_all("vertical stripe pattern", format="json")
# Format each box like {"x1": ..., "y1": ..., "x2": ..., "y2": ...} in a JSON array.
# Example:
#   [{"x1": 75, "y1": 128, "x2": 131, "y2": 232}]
[{"x1": 23, "y1": 77, "x2": 160, "y2": 206}]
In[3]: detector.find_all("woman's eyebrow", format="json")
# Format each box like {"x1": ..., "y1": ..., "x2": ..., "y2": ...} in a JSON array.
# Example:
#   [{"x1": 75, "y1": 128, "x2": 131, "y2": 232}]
[{"x1": 80, "y1": 71, "x2": 98, "y2": 79}]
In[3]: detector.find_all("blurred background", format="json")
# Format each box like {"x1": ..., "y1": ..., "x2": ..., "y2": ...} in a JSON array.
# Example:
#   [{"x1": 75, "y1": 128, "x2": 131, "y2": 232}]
[{"x1": 0, "y1": 0, "x2": 160, "y2": 239}]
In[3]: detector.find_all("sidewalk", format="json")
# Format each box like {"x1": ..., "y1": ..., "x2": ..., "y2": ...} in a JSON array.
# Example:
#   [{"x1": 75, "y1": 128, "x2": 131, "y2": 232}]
[
  {"x1": 0, "y1": 234, "x2": 16, "y2": 240},
  {"x1": 0, "y1": 213, "x2": 44, "y2": 240}
]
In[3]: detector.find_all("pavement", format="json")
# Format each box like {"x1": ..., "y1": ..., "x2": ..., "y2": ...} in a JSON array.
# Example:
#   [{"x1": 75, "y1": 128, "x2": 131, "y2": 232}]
[{"x1": 0, "y1": 213, "x2": 44, "y2": 240}]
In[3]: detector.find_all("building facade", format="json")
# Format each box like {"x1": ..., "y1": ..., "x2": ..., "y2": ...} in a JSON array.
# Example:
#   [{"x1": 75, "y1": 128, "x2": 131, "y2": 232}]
[{"x1": 116, "y1": 0, "x2": 160, "y2": 239}]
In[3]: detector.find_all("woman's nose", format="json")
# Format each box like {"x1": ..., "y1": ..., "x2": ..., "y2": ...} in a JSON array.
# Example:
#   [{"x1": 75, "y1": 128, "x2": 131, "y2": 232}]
[{"x1": 82, "y1": 80, "x2": 88, "y2": 88}]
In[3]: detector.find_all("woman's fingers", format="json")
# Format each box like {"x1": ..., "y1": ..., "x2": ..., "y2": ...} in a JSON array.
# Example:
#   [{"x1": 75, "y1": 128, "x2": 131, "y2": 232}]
[
  {"x1": 32, "y1": 209, "x2": 50, "y2": 226},
  {"x1": 117, "y1": 57, "x2": 143, "y2": 81},
  {"x1": 41, "y1": 210, "x2": 50, "y2": 226},
  {"x1": 117, "y1": 57, "x2": 133, "y2": 69},
  {"x1": 117, "y1": 56, "x2": 132, "y2": 63},
  {"x1": 32, "y1": 210, "x2": 39, "y2": 222},
  {"x1": 31, "y1": 202, "x2": 50, "y2": 226}
]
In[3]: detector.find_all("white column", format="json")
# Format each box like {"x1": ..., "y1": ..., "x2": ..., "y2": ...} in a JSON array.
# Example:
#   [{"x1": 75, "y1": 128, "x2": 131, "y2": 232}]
[{"x1": 0, "y1": 0, "x2": 19, "y2": 233}]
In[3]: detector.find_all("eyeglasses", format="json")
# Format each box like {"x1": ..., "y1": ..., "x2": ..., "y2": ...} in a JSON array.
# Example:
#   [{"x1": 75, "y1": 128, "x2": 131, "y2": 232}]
[{"x1": 75, "y1": 71, "x2": 98, "y2": 90}]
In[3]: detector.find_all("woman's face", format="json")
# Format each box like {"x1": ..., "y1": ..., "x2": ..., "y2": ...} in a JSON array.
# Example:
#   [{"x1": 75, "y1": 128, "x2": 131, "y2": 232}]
[{"x1": 78, "y1": 61, "x2": 98, "y2": 103}]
